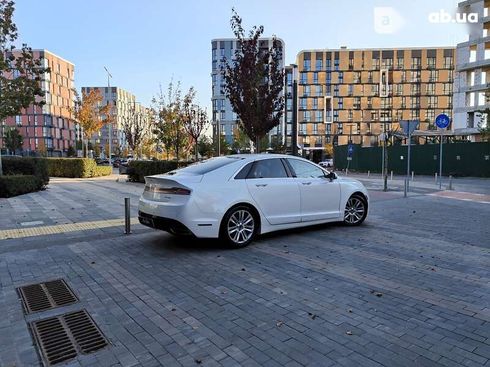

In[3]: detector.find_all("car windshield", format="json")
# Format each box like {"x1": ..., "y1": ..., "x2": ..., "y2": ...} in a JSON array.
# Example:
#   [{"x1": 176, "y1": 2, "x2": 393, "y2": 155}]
[{"x1": 168, "y1": 157, "x2": 243, "y2": 175}]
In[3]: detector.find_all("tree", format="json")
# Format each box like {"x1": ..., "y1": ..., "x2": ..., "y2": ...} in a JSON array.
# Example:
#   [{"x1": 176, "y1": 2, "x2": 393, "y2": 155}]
[
  {"x1": 476, "y1": 91, "x2": 490, "y2": 142},
  {"x1": 214, "y1": 134, "x2": 230, "y2": 156},
  {"x1": 197, "y1": 136, "x2": 214, "y2": 158},
  {"x1": 3, "y1": 126, "x2": 22, "y2": 153},
  {"x1": 37, "y1": 139, "x2": 47, "y2": 157},
  {"x1": 70, "y1": 89, "x2": 111, "y2": 157},
  {"x1": 221, "y1": 9, "x2": 284, "y2": 152},
  {"x1": 122, "y1": 104, "x2": 147, "y2": 156},
  {"x1": 152, "y1": 81, "x2": 188, "y2": 161},
  {"x1": 231, "y1": 126, "x2": 251, "y2": 153},
  {"x1": 0, "y1": 0, "x2": 49, "y2": 174},
  {"x1": 67, "y1": 145, "x2": 75, "y2": 157},
  {"x1": 182, "y1": 88, "x2": 210, "y2": 161}
]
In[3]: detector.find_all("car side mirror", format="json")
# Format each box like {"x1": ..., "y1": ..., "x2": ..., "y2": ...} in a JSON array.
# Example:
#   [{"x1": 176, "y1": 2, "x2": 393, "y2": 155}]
[{"x1": 325, "y1": 171, "x2": 337, "y2": 181}]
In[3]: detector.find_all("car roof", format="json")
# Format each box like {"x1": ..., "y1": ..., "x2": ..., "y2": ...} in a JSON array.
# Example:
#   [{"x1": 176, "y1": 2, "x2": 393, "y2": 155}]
[{"x1": 232, "y1": 154, "x2": 306, "y2": 163}]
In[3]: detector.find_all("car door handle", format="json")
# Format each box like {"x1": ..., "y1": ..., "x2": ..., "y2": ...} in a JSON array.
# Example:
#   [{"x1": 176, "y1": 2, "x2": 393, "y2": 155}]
[
  {"x1": 255, "y1": 184, "x2": 268, "y2": 187},
  {"x1": 302, "y1": 182, "x2": 312, "y2": 185}
]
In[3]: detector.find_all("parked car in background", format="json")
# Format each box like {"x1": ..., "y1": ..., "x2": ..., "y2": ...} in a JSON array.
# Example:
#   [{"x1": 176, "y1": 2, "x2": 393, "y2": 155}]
[
  {"x1": 138, "y1": 154, "x2": 368, "y2": 248},
  {"x1": 318, "y1": 159, "x2": 334, "y2": 168}
]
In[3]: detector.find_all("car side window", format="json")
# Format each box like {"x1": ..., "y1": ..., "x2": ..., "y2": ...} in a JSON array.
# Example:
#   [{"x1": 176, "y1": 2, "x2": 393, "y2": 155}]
[
  {"x1": 246, "y1": 159, "x2": 288, "y2": 179},
  {"x1": 235, "y1": 162, "x2": 253, "y2": 179},
  {"x1": 287, "y1": 159, "x2": 325, "y2": 178}
]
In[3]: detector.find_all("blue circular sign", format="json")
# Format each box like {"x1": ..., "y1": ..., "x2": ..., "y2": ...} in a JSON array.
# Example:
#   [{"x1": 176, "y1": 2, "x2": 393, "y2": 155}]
[{"x1": 435, "y1": 114, "x2": 450, "y2": 129}]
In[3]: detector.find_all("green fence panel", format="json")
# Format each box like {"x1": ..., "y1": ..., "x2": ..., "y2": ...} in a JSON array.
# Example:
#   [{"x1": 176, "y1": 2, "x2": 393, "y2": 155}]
[{"x1": 334, "y1": 142, "x2": 490, "y2": 177}]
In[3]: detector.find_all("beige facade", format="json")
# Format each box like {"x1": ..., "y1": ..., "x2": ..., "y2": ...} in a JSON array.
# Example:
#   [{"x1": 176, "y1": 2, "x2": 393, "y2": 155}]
[
  {"x1": 80, "y1": 86, "x2": 148, "y2": 154},
  {"x1": 293, "y1": 47, "x2": 455, "y2": 151}
]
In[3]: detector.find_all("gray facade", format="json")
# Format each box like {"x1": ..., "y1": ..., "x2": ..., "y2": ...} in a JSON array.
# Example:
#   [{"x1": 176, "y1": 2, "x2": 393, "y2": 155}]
[
  {"x1": 211, "y1": 38, "x2": 285, "y2": 146},
  {"x1": 453, "y1": 0, "x2": 490, "y2": 139}
]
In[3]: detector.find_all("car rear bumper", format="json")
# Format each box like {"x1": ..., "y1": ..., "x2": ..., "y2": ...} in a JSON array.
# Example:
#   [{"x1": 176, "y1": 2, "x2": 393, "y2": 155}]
[
  {"x1": 138, "y1": 211, "x2": 193, "y2": 236},
  {"x1": 138, "y1": 196, "x2": 220, "y2": 238}
]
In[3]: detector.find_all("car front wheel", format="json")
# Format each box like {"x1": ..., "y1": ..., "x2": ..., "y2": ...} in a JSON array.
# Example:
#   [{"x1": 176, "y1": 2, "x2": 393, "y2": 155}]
[
  {"x1": 343, "y1": 195, "x2": 367, "y2": 226},
  {"x1": 221, "y1": 206, "x2": 257, "y2": 248}
]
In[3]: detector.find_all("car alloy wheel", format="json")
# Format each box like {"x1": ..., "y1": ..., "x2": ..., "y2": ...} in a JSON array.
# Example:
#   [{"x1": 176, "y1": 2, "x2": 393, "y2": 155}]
[
  {"x1": 224, "y1": 207, "x2": 256, "y2": 247},
  {"x1": 344, "y1": 195, "x2": 366, "y2": 225}
]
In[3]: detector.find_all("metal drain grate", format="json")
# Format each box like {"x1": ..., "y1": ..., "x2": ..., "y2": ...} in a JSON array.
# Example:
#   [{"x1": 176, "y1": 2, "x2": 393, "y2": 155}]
[
  {"x1": 18, "y1": 279, "x2": 78, "y2": 314},
  {"x1": 31, "y1": 310, "x2": 109, "y2": 366}
]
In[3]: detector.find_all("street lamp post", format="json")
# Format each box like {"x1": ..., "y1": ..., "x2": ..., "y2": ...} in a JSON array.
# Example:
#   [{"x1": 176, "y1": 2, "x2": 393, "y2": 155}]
[
  {"x1": 103, "y1": 66, "x2": 113, "y2": 166},
  {"x1": 291, "y1": 64, "x2": 299, "y2": 156}
]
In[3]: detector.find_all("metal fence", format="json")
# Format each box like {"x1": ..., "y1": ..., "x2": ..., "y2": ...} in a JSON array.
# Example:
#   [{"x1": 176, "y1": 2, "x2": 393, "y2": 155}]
[{"x1": 334, "y1": 142, "x2": 490, "y2": 177}]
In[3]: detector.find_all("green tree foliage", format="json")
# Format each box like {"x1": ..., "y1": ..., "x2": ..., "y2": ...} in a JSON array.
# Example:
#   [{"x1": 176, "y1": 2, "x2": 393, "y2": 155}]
[
  {"x1": 3, "y1": 126, "x2": 22, "y2": 153},
  {"x1": 222, "y1": 9, "x2": 284, "y2": 152},
  {"x1": 152, "y1": 81, "x2": 188, "y2": 160},
  {"x1": 197, "y1": 136, "x2": 214, "y2": 159}
]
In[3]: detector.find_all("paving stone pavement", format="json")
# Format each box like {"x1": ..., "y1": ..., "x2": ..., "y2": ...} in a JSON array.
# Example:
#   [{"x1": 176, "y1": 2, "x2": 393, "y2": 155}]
[{"x1": 0, "y1": 176, "x2": 489, "y2": 366}]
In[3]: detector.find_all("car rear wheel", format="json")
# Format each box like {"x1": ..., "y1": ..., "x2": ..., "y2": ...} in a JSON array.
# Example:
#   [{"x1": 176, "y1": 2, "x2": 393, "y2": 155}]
[
  {"x1": 343, "y1": 195, "x2": 367, "y2": 226},
  {"x1": 221, "y1": 206, "x2": 257, "y2": 248}
]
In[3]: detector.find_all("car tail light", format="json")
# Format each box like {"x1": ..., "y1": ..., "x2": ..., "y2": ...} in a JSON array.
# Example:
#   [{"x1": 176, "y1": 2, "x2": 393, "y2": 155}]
[{"x1": 145, "y1": 185, "x2": 191, "y2": 195}]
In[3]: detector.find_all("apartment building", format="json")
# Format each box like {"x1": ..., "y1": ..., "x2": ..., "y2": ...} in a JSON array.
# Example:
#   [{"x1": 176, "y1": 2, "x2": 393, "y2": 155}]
[
  {"x1": 291, "y1": 47, "x2": 455, "y2": 157},
  {"x1": 80, "y1": 86, "x2": 147, "y2": 154},
  {"x1": 1, "y1": 49, "x2": 76, "y2": 156},
  {"x1": 211, "y1": 38, "x2": 285, "y2": 145},
  {"x1": 453, "y1": 0, "x2": 490, "y2": 139}
]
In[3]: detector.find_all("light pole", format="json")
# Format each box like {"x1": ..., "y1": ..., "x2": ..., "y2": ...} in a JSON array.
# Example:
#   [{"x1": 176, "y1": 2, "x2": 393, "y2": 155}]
[
  {"x1": 291, "y1": 64, "x2": 299, "y2": 156},
  {"x1": 103, "y1": 66, "x2": 113, "y2": 166}
]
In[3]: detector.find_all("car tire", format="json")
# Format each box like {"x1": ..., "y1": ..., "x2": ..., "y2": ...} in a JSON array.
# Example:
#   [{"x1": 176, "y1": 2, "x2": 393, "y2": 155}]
[
  {"x1": 221, "y1": 206, "x2": 257, "y2": 248},
  {"x1": 343, "y1": 194, "x2": 367, "y2": 226}
]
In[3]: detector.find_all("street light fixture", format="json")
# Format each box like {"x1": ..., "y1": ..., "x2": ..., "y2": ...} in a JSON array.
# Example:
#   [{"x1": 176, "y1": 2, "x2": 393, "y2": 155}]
[{"x1": 103, "y1": 66, "x2": 113, "y2": 166}]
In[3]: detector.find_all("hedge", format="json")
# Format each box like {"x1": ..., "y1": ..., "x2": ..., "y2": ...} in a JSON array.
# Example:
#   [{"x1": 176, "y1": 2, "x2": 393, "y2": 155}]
[
  {"x1": 45, "y1": 158, "x2": 112, "y2": 178},
  {"x1": 0, "y1": 175, "x2": 43, "y2": 198},
  {"x1": 127, "y1": 160, "x2": 190, "y2": 183},
  {"x1": 2, "y1": 156, "x2": 49, "y2": 185}
]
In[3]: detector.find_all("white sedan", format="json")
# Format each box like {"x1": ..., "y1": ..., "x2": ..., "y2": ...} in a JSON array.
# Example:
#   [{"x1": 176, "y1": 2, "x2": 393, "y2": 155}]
[{"x1": 138, "y1": 154, "x2": 369, "y2": 247}]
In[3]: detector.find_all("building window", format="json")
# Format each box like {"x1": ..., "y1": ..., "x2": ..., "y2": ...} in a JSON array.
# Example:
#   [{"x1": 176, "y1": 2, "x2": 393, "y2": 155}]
[
  {"x1": 338, "y1": 97, "x2": 343, "y2": 109},
  {"x1": 312, "y1": 98, "x2": 318, "y2": 109},
  {"x1": 349, "y1": 58, "x2": 354, "y2": 70},
  {"x1": 299, "y1": 98, "x2": 307, "y2": 109},
  {"x1": 426, "y1": 109, "x2": 435, "y2": 122},
  {"x1": 411, "y1": 96, "x2": 420, "y2": 108},
  {"x1": 396, "y1": 58, "x2": 404, "y2": 69},
  {"x1": 395, "y1": 84, "x2": 403, "y2": 96},
  {"x1": 326, "y1": 124, "x2": 332, "y2": 135},
  {"x1": 316, "y1": 111, "x2": 323, "y2": 122},
  {"x1": 326, "y1": 71, "x2": 331, "y2": 84},
  {"x1": 315, "y1": 59, "x2": 323, "y2": 70},
  {"x1": 354, "y1": 97, "x2": 361, "y2": 109},
  {"x1": 313, "y1": 123, "x2": 318, "y2": 134},
  {"x1": 444, "y1": 56, "x2": 453, "y2": 69},
  {"x1": 348, "y1": 84, "x2": 353, "y2": 96},
  {"x1": 382, "y1": 58, "x2": 393, "y2": 69},
  {"x1": 326, "y1": 59, "x2": 331, "y2": 69},
  {"x1": 428, "y1": 96, "x2": 438, "y2": 108},
  {"x1": 313, "y1": 72, "x2": 318, "y2": 84},
  {"x1": 338, "y1": 72, "x2": 344, "y2": 83},
  {"x1": 372, "y1": 58, "x2": 379, "y2": 70},
  {"x1": 333, "y1": 110, "x2": 339, "y2": 122},
  {"x1": 334, "y1": 59, "x2": 339, "y2": 71},
  {"x1": 287, "y1": 111, "x2": 293, "y2": 123},
  {"x1": 371, "y1": 111, "x2": 378, "y2": 121},
  {"x1": 443, "y1": 83, "x2": 453, "y2": 95},
  {"x1": 333, "y1": 85, "x2": 339, "y2": 97},
  {"x1": 411, "y1": 110, "x2": 420, "y2": 119},
  {"x1": 303, "y1": 111, "x2": 311, "y2": 122},
  {"x1": 300, "y1": 72, "x2": 307, "y2": 84},
  {"x1": 348, "y1": 110, "x2": 353, "y2": 121},
  {"x1": 411, "y1": 70, "x2": 421, "y2": 82},
  {"x1": 220, "y1": 111, "x2": 225, "y2": 120},
  {"x1": 411, "y1": 57, "x2": 421, "y2": 69},
  {"x1": 427, "y1": 57, "x2": 436, "y2": 69},
  {"x1": 315, "y1": 85, "x2": 322, "y2": 96},
  {"x1": 303, "y1": 85, "x2": 310, "y2": 96},
  {"x1": 15, "y1": 115, "x2": 22, "y2": 126},
  {"x1": 286, "y1": 99, "x2": 292, "y2": 110},
  {"x1": 429, "y1": 70, "x2": 438, "y2": 82},
  {"x1": 354, "y1": 71, "x2": 361, "y2": 83},
  {"x1": 286, "y1": 72, "x2": 292, "y2": 86},
  {"x1": 303, "y1": 59, "x2": 311, "y2": 71},
  {"x1": 426, "y1": 83, "x2": 436, "y2": 95},
  {"x1": 367, "y1": 71, "x2": 373, "y2": 83}
]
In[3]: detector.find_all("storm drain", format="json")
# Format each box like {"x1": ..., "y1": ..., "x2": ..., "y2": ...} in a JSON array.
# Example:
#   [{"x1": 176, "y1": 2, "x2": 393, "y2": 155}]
[
  {"x1": 18, "y1": 279, "x2": 78, "y2": 314},
  {"x1": 31, "y1": 310, "x2": 109, "y2": 366}
]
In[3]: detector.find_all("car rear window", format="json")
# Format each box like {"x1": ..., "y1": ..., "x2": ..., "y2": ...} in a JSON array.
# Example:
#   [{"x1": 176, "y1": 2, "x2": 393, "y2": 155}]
[{"x1": 168, "y1": 157, "x2": 243, "y2": 175}]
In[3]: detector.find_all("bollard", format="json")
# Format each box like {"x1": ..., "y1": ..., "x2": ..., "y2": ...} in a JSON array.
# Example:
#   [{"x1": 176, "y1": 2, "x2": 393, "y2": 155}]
[
  {"x1": 448, "y1": 175, "x2": 453, "y2": 191},
  {"x1": 435, "y1": 172, "x2": 437, "y2": 183},
  {"x1": 124, "y1": 197, "x2": 131, "y2": 234},
  {"x1": 404, "y1": 178, "x2": 408, "y2": 198},
  {"x1": 411, "y1": 171, "x2": 414, "y2": 181},
  {"x1": 367, "y1": 170, "x2": 370, "y2": 177},
  {"x1": 390, "y1": 171, "x2": 393, "y2": 181}
]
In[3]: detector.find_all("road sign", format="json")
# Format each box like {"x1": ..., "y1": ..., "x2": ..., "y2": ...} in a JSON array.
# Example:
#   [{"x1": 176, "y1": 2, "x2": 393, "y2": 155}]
[
  {"x1": 399, "y1": 120, "x2": 419, "y2": 136},
  {"x1": 347, "y1": 144, "x2": 354, "y2": 157},
  {"x1": 435, "y1": 114, "x2": 450, "y2": 129},
  {"x1": 347, "y1": 157, "x2": 352, "y2": 161}
]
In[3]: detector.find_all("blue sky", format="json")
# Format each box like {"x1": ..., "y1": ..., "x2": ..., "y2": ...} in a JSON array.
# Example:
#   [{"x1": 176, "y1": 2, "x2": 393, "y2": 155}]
[{"x1": 15, "y1": 0, "x2": 466, "y2": 109}]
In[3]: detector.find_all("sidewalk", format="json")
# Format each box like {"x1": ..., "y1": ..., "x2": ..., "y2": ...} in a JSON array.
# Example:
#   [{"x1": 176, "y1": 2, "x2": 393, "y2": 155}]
[{"x1": 343, "y1": 172, "x2": 490, "y2": 195}]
